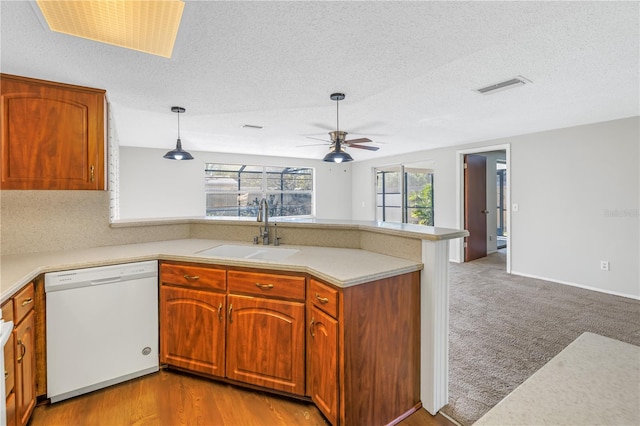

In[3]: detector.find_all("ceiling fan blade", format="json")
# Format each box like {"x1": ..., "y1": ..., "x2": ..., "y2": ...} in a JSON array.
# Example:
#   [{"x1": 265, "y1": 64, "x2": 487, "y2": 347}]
[
  {"x1": 297, "y1": 143, "x2": 332, "y2": 147},
  {"x1": 345, "y1": 138, "x2": 372, "y2": 144},
  {"x1": 349, "y1": 144, "x2": 380, "y2": 151},
  {"x1": 306, "y1": 136, "x2": 332, "y2": 143},
  {"x1": 310, "y1": 122, "x2": 335, "y2": 131}
]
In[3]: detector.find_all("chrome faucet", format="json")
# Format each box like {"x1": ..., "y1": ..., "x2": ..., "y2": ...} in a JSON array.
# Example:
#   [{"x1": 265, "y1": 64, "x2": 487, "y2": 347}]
[{"x1": 256, "y1": 197, "x2": 270, "y2": 245}]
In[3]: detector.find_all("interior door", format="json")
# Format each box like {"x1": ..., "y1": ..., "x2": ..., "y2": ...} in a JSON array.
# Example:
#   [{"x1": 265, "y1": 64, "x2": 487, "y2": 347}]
[{"x1": 464, "y1": 154, "x2": 488, "y2": 261}]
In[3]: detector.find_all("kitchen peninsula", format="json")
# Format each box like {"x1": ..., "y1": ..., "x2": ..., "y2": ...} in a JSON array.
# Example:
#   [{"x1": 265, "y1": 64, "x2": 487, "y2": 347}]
[{"x1": 1, "y1": 219, "x2": 467, "y2": 424}]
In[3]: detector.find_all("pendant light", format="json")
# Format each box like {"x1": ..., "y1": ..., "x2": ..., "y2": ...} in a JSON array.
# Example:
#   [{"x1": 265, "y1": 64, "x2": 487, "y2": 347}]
[
  {"x1": 323, "y1": 93, "x2": 353, "y2": 163},
  {"x1": 163, "y1": 106, "x2": 194, "y2": 160},
  {"x1": 323, "y1": 141, "x2": 353, "y2": 163}
]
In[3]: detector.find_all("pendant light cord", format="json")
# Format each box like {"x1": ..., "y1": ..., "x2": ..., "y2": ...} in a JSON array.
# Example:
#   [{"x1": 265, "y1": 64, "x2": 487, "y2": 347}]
[
  {"x1": 177, "y1": 109, "x2": 181, "y2": 139},
  {"x1": 336, "y1": 98, "x2": 339, "y2": 133}
]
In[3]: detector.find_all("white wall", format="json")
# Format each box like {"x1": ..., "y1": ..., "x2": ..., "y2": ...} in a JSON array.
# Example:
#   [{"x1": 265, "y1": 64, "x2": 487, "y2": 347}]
[
  {"x1": 352, "y1": 117, "x2": 640, "y2": 299},
  {"x1": 119, "y1": 147, "x2": 352, "y2": 220}
]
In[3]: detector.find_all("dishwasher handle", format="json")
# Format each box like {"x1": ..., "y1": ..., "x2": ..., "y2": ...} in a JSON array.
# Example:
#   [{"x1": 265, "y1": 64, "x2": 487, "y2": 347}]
[{"x1": 90, "y1": 277, "x2": 123, "y2": 285}]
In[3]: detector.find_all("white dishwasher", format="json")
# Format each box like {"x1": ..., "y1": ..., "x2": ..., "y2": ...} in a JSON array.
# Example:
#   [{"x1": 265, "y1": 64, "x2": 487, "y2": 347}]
[{"x1": 45, "y1": 260, "x2": 159, "y2": 403}]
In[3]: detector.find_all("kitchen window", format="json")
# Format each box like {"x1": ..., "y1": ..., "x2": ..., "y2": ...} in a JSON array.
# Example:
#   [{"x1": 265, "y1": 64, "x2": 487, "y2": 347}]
[
  {"x1": 205, "y1": 164, "x2": 314, "y2": 218},
  {"x1": 375, "y1": 166, "x2": 434, "y2": 226}
]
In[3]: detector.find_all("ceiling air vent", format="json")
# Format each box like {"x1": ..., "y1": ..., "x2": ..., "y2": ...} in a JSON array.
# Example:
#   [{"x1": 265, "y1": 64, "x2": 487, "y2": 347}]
[{"x1": 476, "y1": 76, "x2": 531, "y2": 95}]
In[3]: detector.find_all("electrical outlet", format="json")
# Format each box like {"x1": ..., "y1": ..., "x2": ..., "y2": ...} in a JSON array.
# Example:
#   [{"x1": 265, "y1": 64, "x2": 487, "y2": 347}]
[{"x1": 600, "y1": 261, "x2": 610, "y2": 271}]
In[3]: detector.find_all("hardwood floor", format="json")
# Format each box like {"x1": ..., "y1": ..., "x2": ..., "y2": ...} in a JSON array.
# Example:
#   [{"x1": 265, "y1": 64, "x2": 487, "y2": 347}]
[{"x1": 30, "y1": 370, "x2": 455, "y2": 426}]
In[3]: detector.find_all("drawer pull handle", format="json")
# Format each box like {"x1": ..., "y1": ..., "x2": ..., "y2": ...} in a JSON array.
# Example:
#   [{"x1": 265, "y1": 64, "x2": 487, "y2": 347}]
[
  {"x1": 309, "y1": 317, "x2": 315, "y2": 338},
  {"x1": 21, "y1": 297, "x2": 33, "y2": 307},
  {"x1": 4, "y1": 370, "x2": 8, "y2": 380},
  {"x1": 217, "y1": 302, "x2": 223, "y2": 323},
  {"x1": 315, "y1": 293, "x2": 329, "y2": 304},
  {"x1": 255, "y1": 283, "x2": 274, "y2": 290},
  {"x1": 183, "y1": 275, "x2": 200, "y2": 281},
  {"x1": 228, "y1": 303, "x2": 233, "y2": 323}
]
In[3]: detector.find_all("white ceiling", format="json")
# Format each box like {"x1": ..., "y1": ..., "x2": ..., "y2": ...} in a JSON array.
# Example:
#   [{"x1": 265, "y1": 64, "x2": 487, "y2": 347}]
[{"x1": 1, "y1": 1, "x2": 638, "y2": 162}]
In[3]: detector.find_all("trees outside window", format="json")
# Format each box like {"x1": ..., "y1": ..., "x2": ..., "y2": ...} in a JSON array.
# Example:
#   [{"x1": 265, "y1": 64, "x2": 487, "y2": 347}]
[{"x1": 376, "y1": 166, "x2": 434, "y2": 226}]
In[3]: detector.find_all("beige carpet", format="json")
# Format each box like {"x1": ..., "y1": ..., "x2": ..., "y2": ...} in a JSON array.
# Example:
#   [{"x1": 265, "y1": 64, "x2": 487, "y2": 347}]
[{"x1": 441, "y1": 251, "x2": 640, "y2": 425}]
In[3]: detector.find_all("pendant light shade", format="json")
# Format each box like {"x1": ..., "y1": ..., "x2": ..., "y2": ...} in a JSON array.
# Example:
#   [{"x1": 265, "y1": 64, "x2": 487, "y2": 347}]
[
  {"x1": 164, "y1": 106, "x2": 194, "y2": 160},
  {"x1": 323, "y1": 141, "x2": 353, "y2": 163}
]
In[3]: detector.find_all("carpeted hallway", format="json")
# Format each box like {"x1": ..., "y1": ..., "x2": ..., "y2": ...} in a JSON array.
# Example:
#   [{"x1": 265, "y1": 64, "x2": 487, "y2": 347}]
[{"x1": 441, "y1": 251, "x2": 640, "y2": 425}]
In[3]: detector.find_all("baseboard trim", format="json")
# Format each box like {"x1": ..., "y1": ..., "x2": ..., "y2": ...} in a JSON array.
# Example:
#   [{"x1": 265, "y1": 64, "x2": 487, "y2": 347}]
[
  {"x1": 510, "y1": 270, "x2": 640, "y2": 301},
  {"x1": 439, "y1": 410, "x2": 463, "y2": 426}
]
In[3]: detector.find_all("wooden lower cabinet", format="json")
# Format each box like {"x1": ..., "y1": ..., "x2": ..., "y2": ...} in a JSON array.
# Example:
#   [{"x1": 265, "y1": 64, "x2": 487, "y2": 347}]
[
  {"x1": 226, "y1": 294, "x2": 305, "y2": 396},
  {"x1": 159, "y1": 262, "x2": 421, "y2": 426},
  {"x1": 307, "y1": 274, "x2": 421, "y2": 426},
  {"x1": 15, "y1": 310, "x2": 36, "y2": 426},
  {"x1": 2, "y1": 282, "x2": 37, "y2": 426},
  {"x1": 308, "y1": 306, "x2": 339, "y2": 426},
  {"x1": 5, "y1": 391, "x2": 16, "y2": 426},
  {"x1": 160, "y1": 286, "x2": 226, "y2": 377}
]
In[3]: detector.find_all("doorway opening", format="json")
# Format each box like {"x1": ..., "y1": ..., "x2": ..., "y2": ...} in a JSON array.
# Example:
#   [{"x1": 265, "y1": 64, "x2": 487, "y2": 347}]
[
  {"x1": 496, "y1": 160, "x2": 507, "y2": 251},
  {"x1": 456, "y1": 145, "x2": 510, "y2": 272}
]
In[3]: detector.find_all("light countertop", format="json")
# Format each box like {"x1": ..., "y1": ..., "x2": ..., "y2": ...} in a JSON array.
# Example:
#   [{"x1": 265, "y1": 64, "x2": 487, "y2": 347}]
[
  {"x1": 111, "y1": 217, "x2": 469, "y2": 241},
  {"x1": 1, "y1": 239, "x2": 422, "y2": 304},
  {"x1": 474, "y1": 332, "x2": 640, "y2": 425}
]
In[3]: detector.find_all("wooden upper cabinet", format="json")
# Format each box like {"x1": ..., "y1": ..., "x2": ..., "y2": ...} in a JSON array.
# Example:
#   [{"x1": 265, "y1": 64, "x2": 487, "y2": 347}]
[{"x1": 0, "y1": 73, "x2": 106, "y2": 190}]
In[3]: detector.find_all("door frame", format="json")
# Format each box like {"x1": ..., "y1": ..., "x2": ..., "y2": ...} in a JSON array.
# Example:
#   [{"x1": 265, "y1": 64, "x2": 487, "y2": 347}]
[{"x1": 454, "y1": 144, "x2": 511, "y2": 273}]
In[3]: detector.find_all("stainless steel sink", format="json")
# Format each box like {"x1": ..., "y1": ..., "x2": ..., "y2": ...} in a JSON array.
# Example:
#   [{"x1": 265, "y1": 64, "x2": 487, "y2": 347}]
[{"x1": 196, "y1": 244, "x2": 299, "y2": 261}]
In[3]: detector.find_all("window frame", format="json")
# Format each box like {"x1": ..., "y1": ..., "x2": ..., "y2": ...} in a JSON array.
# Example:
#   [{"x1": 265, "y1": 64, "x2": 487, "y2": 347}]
[
  {"x1": 375, "y1": 165, "x2": 434, "y2": 226},
  {"x1": 204, "y1": 163, "x2": 315, "y2": 219}
]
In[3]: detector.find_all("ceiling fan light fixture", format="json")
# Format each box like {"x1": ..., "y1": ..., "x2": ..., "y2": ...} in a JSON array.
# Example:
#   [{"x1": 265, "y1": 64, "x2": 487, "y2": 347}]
[
  {"x1": 323, "y1": 150, "x2": 353, "y2": 163},
  {"x1": 323, "y1": 142, "x2": 353, "y2": 163},
  {"x1": 164, "y1": 106, "x2": 194, "y2": 160}
]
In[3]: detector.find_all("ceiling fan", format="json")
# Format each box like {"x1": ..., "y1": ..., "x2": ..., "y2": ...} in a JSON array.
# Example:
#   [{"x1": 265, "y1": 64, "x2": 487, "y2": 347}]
[{"x1": 303, "y1": 93, "x2": 380, "y2": 162}]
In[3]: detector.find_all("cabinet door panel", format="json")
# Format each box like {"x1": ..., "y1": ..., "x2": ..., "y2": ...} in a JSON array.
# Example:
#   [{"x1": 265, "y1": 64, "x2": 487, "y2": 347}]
[
  {"x1": 309, "y1": 307, "x2": 339, "y2": 426},
  {"x1": 15, "y1": 310, "x2": 36, "y2": 426},
  {"x1": 227, "y1": 295, "x2": 305, "y2": 395},
  {"x1": 160, "y1": 286, "x2": 225, "y2": 377},
  {"x1": 1, "y1": 74, "x2": 105, "y2": 190},
  {"x1": 4, "y1": 332, "x2": 15, "y2": 396}
]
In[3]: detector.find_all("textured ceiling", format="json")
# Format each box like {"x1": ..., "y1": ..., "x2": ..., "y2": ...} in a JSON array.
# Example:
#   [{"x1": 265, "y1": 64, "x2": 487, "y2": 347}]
[{"x1": 1, "y1": 1, "x2": 638, "y2": 161}]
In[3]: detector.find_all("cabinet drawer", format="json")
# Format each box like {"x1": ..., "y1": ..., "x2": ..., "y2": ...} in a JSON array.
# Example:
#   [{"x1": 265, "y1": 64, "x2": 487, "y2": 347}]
[
  {"x1": 13, "y1": 282, "x2": 34, "y2": 324},
  {"x1": 228, "y1": 271, "x2": 305, "y2": 301},
  {"x1": 309, "y1": 279, "x2": 339, "y2": 318},
  {"x1": 1, "y1": 300, "x2": 13, "y2": 324},
  {"x1": 161, "y1": 263, "x2": 226, "y2": 291}
]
